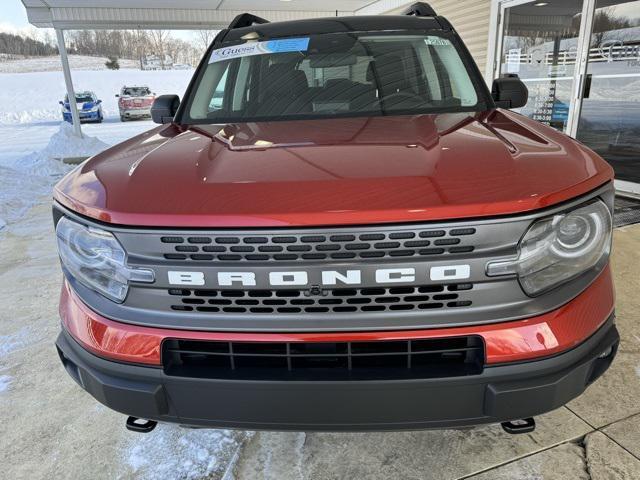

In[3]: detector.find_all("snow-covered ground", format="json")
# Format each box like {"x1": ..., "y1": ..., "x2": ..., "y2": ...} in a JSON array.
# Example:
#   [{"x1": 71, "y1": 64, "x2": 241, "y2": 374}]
[
  {"x1": 0, "y1": 64, "x2": 252, "y2": 478},
  {"x1": 0, "y1": 121, "x2": 149, "y2": 229},
  {"x1": 0, "y1": 67, "x2": 193, "y2": 124},
  {"x1": 0, "y1": 54, "x2": 140, "y2": 74},
  {"x1": 0, "y1": 64, "x2": 193, "y2": 229}
]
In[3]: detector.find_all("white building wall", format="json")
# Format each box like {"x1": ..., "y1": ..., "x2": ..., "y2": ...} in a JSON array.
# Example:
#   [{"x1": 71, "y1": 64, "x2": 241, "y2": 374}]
[{"x1": 385, "y1": 0, "x2": 492, "y2": 74}]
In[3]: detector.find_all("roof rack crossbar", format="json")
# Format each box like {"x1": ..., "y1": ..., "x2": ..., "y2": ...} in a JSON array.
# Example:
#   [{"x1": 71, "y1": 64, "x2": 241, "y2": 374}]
[
  {"x1": 402, "y1": 2, "x2": 437, "y2": 17},
  {"x1": 228, "y1": 13, "x2": 270, "y2": 30}
]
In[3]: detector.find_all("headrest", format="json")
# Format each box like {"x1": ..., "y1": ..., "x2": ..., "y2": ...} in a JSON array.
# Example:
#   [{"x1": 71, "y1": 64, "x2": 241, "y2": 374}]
[
  {"x1": 264, "y1": 64, "x2": 308, "y2": 94},
  {"x1": 366, "y1": 54, "x2": 406, "y2": 81}
]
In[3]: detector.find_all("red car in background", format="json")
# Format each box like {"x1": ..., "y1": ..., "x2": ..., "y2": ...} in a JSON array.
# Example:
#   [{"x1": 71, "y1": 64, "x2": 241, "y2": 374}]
[{"x1": 116, "y1": 85, "x2": 155, "y2": 121}]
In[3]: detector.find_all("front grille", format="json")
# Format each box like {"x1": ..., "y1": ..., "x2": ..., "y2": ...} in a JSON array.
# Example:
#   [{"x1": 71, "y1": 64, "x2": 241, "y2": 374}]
[
  {"x1": 112, "y1": 216, "x2": 531, "y2": 328},
  {"x1": 169, "y1": 283, "x2": 473, "y2": 314},
  {"x1": 162, "y1": 336, "x2": 485, "y2": 380},
  {"x1": 159, "y1": 227, "x2": 476, "y2": 262}
]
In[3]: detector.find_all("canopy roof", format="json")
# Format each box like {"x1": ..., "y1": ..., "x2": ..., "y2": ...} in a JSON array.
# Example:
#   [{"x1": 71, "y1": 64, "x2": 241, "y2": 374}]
[{"x1": 21, "y1": 0, "x2": 410, "y2": 30}]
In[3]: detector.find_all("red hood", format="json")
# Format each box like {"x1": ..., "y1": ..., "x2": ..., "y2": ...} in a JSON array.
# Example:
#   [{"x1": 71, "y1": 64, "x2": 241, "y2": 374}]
[{"x1": 54, "y1": 110, "x2": 613, "y2": 227}]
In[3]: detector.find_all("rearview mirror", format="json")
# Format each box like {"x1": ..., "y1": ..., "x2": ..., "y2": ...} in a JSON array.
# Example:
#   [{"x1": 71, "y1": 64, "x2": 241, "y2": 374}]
[
  {"x1": 151, "y1": 94, "x2": 180, "y2": 124},
  {"x1": 491, "y1": 75, "x2": 528, "y2": 109}
]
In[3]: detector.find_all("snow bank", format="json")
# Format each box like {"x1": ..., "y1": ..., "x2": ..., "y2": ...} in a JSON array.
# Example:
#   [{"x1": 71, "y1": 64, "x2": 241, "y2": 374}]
[
  {"x1": 0, "y1": 55, "x2": 139, "y2": 74},
  {"x1": 122, "y1": 425, "x2": 251, "y2": 480},
  {"x1": 0, "y1": 68, "x2": 193, "y2": 124},
  {"x1": 0, "y1": 123, "x2": 109, "y2": 228}
]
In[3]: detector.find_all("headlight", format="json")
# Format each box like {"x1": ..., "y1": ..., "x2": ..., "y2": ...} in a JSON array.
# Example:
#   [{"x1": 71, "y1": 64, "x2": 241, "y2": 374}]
[
  {"x1": 487, "y1": 200, "x2": 612, "y2": 296},
  {"x1": 56, "y1": 217, "x2": 154, "y2": 302}
]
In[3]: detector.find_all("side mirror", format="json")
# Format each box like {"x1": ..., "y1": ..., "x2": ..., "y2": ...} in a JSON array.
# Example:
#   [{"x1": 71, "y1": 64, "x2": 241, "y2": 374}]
[
  {"x1": 491, "y1": 75, "x2": 528, "y2": 109},
  {"x1": 58, "y1": 101, "x2": 63, "y2": 105},
  {"x1": 96, "y1": 99, "x2": 102, "y2": 104},
  {"x1": 115, "y1": 94, "x2": 119, "y2": 97},
  {"x1": 151, "y1": 94, "x2": 180, "y2": 124}
]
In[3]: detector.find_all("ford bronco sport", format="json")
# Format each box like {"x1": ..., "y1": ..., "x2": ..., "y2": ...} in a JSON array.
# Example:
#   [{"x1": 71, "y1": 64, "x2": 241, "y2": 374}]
[{"x1": 53, "y1": 3, "x2": 619, "y2": 433}]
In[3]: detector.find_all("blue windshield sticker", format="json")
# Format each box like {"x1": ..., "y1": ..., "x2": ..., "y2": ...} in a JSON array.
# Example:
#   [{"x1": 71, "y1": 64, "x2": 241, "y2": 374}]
[{"x1": 210, "y1": 37, "x2": 310, "y2": 63}]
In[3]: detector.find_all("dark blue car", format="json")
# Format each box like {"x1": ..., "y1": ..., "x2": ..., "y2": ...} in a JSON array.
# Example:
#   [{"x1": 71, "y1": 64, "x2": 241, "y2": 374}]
[{"x1": 60, "y1": 91, "x2": 104, "y2": 123}]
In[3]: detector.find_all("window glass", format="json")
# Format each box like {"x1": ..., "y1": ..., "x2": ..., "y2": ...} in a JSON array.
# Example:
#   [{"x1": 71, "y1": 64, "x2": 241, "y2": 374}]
[
  {"x1": 209, "y1": 66, "x2": 229, "y2": 110},
  {"x1": 186, "y1": 32, "x2": 485, "y2": 123}
]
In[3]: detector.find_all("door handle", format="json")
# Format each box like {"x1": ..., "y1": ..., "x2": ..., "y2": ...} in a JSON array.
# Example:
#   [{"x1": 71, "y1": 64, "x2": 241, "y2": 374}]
[{"x1": 582, "y1": 73, "x2": 592, "y2": 99}]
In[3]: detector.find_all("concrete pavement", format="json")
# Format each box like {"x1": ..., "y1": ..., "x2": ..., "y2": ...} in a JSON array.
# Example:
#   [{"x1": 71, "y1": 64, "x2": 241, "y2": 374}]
[{"x1": 1, "y1": 203, "x2": 639, "y2": 479}]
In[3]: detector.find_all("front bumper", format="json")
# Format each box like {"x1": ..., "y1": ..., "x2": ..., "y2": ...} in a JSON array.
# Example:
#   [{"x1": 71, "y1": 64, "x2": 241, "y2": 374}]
[
  {"x1": 55, "y1": 264, "x2": 618, "y2": 430},
  {"x1": 56, "y1": 317, "x2": 618, "y2": 431},
  {"x1": 62, "y1": 111, "x2": 100, "y2": 122},
  {"x1": 120, "y1": 108, "x2": 151, "y2": 118}
]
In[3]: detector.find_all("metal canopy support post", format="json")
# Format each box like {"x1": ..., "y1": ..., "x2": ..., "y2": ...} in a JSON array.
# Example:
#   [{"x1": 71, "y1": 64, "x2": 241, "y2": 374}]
[{"x1": 55, "y1": 29, "x2": 82, "y2": 138}]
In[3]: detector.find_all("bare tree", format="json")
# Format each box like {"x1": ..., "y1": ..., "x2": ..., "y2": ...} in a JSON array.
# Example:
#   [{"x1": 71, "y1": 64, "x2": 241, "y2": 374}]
[
  {"x1": 149, "y1": 30, "x2": 171, "y2": 69},
  {"x1": 196, "y1": 30, "x2": 217, "y2": 51},
  {"x1": 592, "y1": 7, "x2": 632, "y2": 48},
  {"x1": 130, "y1": 30, "x2": 150, "y2": 69}
]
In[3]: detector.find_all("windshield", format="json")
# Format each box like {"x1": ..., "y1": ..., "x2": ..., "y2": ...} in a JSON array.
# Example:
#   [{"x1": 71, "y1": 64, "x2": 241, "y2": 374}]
[
  {"x1": 123, "y1": 87, "x2": 151, "y2": 97},
  {"x1": 66, "y1": 93, "x2": 94, "y2": 103},
  {"x1": 184, "y1": 32, "x2": 486, "y2": 124}
]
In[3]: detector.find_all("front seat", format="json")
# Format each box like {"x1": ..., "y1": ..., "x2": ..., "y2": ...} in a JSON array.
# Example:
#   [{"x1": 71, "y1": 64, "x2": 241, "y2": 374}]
[
  {"x1": 258, "y1": 64, "x2": 310, "y2": 116},
  {"x1": 366, "y1": 54, "x2": 414, "y2": 99}
]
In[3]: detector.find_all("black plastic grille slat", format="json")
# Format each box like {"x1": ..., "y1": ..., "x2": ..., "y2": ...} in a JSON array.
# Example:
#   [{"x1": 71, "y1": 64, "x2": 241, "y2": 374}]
[
  {"x1": 162, "y1": 336, "x2": 485, "y2": 380},
  {"x1": 158, "y1": 226, "x2": 478, "y2": 262},
  {"x1": 170, "y1": 284, "x2": 472, "y2": 315},
  {"x1": 215, "y1": 237, "x2": 240, "y2": 244},
  {"x1": 188, "y1": 237, "x2": 212, "y2": 244},
  {"x1": 450, "y1": 228, "x2": 476, "y2": 236},
  {"x1": 202, "y1": 246, "x2": 226, "y2": 252},
  {"x1": 176, "y1": 245, "x2": 199, "y2": 252},
  {"x1": 161, "y1": 236, "x2": 183, "y2": 243},
  {"x1": 189, "y1": 254, "x2": 213, "y2": 260}
]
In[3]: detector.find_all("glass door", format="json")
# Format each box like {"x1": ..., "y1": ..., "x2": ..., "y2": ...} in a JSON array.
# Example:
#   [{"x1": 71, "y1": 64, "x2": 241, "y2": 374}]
[
  {"x1": 498, "y1": 0, "x2": 587, "y2": 133},
  {"x1": 575, "y1": 0, "x2": 640, "y2": 193}
]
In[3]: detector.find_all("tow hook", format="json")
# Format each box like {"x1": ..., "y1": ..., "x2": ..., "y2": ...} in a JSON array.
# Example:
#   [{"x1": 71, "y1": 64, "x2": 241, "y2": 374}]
[
  {"x1": 501, "y1": 417, "x2": 536, "y2": 434},
  {"x1": 126, "y1": 416, "x2": 158, "y2": 433}
]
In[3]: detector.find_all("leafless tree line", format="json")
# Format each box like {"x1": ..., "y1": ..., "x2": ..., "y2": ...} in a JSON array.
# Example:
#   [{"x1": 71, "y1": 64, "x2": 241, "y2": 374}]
[
  {"x1": 64, "y1": 29, "x2": 217, "y2": 68},
  {"x1": 0, "y1": 31, "x2": 57, "y2": 57}
]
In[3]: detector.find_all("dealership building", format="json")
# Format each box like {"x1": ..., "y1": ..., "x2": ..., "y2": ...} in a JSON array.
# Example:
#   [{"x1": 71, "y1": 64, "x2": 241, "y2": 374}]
[{"x1": 23, "y1": 0, "x2": 640, "y2": 195}]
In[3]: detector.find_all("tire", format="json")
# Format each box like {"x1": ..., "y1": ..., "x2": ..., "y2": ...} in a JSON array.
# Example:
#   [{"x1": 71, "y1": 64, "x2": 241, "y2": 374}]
[{"x1": 120, "y1": 115, "x2": 127, "y2": 122}]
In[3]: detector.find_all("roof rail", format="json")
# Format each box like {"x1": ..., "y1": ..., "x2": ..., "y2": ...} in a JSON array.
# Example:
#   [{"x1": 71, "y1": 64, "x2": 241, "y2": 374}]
[
  {"x1": 402, "y1": 2, "x2": 437, "y2": 17},
  {"x1": 228, "y1": 13, "x2": 270, "y2": 29}
]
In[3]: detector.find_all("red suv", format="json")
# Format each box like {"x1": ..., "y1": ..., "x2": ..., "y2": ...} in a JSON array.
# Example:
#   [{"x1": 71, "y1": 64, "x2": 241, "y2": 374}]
[
  {"x1": 53, "y1": 4, "x2": 618, "y2": 434},
  {"x1": 116, "y1": 85, "x2": 155, "y2": 121}
]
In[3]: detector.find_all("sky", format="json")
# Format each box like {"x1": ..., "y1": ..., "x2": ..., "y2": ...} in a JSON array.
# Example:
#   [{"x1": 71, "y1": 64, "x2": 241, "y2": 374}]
[{"x1": 1, "y1": 0, "x2": 31, "y2": 34}]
